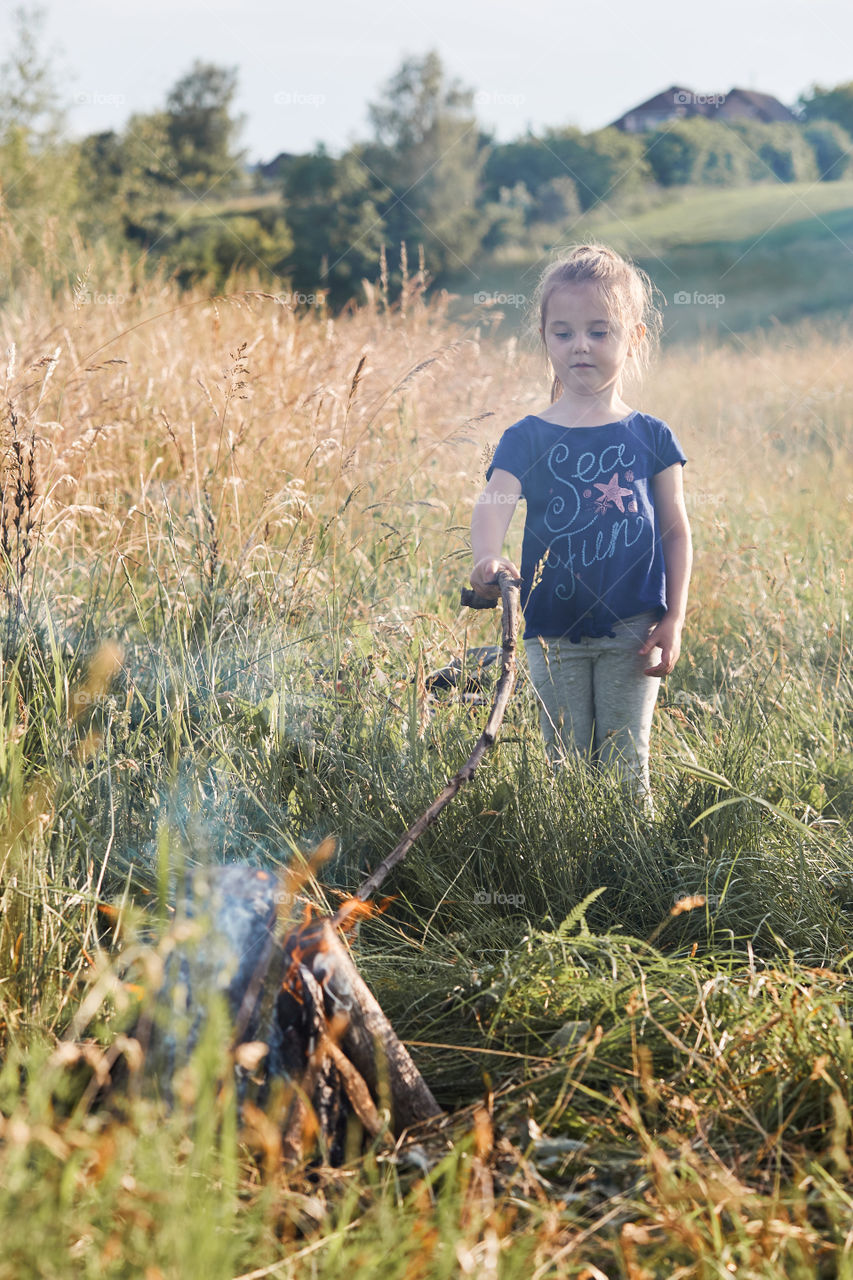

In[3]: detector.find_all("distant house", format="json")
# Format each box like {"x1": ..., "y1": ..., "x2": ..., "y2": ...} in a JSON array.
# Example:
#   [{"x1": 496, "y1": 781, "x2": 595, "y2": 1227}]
[
  {"x1": 611, "y1": 86, "x2": 797, "y2": 133},
  {"x1": 255, "y1": 151, "x2": 298, "y2": 182}
]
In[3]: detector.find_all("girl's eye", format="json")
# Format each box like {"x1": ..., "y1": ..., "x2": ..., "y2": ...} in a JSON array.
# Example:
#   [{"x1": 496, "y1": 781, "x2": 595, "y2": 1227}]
[{"x1": 551, "y1": 330, "x2": 608, "y2": 338}]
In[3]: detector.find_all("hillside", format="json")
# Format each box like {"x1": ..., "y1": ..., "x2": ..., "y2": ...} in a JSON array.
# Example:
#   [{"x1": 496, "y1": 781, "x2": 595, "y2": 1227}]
[{"x1": 453, "y1": 181, "x2": 853, "y2": 342}]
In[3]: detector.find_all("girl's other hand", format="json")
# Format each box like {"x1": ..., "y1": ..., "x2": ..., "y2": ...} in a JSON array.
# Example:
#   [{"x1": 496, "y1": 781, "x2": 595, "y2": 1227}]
[
  {"x1": 470, "y1": 556, "x2": 520, "y2": 601},
  {"x1": 638, "y1": 613, "x2": 682, "y2": 676}
]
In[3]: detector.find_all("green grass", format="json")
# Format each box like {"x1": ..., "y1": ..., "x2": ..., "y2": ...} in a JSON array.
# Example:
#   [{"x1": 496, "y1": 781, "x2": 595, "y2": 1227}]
[
  {"x1": 0, "y1": 513, "x2": 849, "y2": 1276},
  {"x1": 575, "y1": 180, "x2": 853, "y2": 252},
  {"x1": 0, "y1": 253, "x2": 850, "y2": 1276}
]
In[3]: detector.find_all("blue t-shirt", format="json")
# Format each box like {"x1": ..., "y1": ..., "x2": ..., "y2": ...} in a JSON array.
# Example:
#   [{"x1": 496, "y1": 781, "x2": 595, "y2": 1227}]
[{"x1": 485, "y1": 411, "x2": 687, "y2": 642}]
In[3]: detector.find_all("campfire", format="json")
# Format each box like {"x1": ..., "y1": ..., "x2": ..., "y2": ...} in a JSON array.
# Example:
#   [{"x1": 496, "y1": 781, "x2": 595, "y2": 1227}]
[{"x1": 120, "y1": 571, "x2": 521, "y2": 1167}]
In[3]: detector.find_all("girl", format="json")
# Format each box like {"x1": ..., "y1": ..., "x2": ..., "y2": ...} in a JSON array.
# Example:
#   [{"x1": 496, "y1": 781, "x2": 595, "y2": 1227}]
[{"x1": 470, "y1": 244, "x2": 692, "y2": 801}]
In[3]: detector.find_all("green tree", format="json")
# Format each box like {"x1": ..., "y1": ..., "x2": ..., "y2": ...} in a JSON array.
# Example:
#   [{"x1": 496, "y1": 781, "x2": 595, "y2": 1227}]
[
  {"x1": 531, "y1": 175, "x2": 582, "y2": 225},
  {"x1": 360, "y1": 49, "x2": 486, "y2": 279},
  {"x1": 479, "y1": 181, "x2": 532, "y2": 250},
  {"x1": 153, "y1": 209, "x2": 294, "y2": 290},
  {"x1": 80, "y1": 65, "x2": 247, "y2": 225},
  {"x1": 165, "y1": 60, "x2": 247, "y2": 194},
  {"x1": 76, "y1": 112, "x2": 181, "y2": 243},
  {"x1": 803, "y1": 119, "x2": 853, "y2": 180},
  {"x1": 0, "y1": 2, "x2": 65, "y2": 141},
  {"x1": 282, "y1": 145, "x2": 386, "y2": 303},
  {"x1": 0, "y1": 3, "x2": 80, "y2": 285},
  {"x1": 645, "y1": 117, "x2": 754, "y2": 187},
  {"x1": 544, "y1": 127, "x2": 652, "y2": 210},
  {"x1": 727, "y1": 120, "x2": 818, "y2": 183},
  {"x1": 117, "y1": 111, "x2": 184, "y2": 202},
  {"x1": 485, "y1": 127, "x2": 651, "y2": 213},
  {"x1": 482, "y1": 133, "x2": 568, "y2": 202},
  {"x1": 799, "y1": 82, "x2": 853, "y2": 138}
]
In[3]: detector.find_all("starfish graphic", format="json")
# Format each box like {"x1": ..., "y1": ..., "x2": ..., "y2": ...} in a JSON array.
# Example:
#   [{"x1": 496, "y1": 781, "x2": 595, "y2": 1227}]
[{"x1": 593, "y1": 472, "x2": 633, "y2": 513}]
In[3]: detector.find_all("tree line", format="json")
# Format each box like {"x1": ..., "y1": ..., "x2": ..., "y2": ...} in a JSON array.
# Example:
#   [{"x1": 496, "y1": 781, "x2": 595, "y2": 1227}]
[{"x1": 2, "y1": 6, "x2": 853, "y2": 307}]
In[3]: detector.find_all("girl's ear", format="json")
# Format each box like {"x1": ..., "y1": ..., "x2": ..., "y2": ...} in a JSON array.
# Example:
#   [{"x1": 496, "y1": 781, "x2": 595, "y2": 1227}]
[{"x1": 628, "y1": 322, "x2": 646, "y2": 356}]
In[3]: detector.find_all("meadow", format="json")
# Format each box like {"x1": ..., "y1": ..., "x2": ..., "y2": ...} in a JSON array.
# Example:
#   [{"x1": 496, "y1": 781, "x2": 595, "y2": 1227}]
[
  {"x1": 452, "y1": 180, "x2": 853, "y2": 342},
  {"x1": 0, "y1": 237, "x2": 850, "y2": 1278}
]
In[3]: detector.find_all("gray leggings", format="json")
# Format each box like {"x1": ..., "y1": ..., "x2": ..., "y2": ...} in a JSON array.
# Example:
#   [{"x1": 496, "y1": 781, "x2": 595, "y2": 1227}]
[{"x1": 524, "y1": 611, "x2": 662, "y2": 796}]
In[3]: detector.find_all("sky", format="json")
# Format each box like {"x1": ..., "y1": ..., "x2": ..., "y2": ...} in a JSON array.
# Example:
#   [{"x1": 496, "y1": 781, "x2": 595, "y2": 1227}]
[{"x1": 1, "y1": 0, "x2": 851, "y2": 164}]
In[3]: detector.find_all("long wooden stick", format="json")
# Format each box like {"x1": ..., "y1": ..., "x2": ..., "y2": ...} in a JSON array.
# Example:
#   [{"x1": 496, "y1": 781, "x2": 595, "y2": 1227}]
[{"x1": 343, "y1": 570, "x2": 521, "y2": 912}]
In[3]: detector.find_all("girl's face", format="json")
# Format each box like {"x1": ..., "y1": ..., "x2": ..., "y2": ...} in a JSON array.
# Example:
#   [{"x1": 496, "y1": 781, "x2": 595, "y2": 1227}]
[{"x1": 540, "y1": 282, "x2": 638, "y2": 398}]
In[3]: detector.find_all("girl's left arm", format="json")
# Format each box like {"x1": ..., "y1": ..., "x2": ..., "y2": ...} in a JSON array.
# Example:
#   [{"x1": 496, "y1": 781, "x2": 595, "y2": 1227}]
[{"x1": 639, "y1": 463, "x2": 693, "y2": 677}]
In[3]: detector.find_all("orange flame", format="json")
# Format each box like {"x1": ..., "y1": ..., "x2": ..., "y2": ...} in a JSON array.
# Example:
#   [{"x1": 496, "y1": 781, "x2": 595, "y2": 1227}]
[
  {"x1": 334, "y1": 894, "x2": 394, "y2": 932},
  {"x1": 332, "y1": 892, "x2": 396, "y2": 933}
]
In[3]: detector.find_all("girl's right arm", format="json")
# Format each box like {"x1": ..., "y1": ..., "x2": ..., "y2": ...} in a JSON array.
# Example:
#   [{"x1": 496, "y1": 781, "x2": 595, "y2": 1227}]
[{"x1": 470, "y1": 467, "x2": 522, "y2": 600}]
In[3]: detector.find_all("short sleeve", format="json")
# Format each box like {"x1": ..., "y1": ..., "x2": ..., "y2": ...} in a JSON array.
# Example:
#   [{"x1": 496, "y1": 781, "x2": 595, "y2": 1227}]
[
  {"x1": 651, "y1": 419, "x2": 687, "y2": 473},
  {"x1": 485, "y1": 421, "x2": 530, "y2": 488}
]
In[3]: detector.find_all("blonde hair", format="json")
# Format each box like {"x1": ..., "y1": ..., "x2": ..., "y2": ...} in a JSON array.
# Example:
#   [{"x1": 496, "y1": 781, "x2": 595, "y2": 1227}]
[{"x1": 530, "y1": 243, "x2": 663, "y2": 404}]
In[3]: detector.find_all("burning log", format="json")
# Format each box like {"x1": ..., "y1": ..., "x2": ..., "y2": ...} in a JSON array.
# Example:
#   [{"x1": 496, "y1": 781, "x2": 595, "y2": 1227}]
[
  {"x1": 132, "y1": 863, "x2": 442, "y2": 1165},
  {"x1": 124, "y1": 571, "x2": 521, "y2": 1168},
  {"x1": 297, "y1": 917, "x2": 444, "y2": 1133}
]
